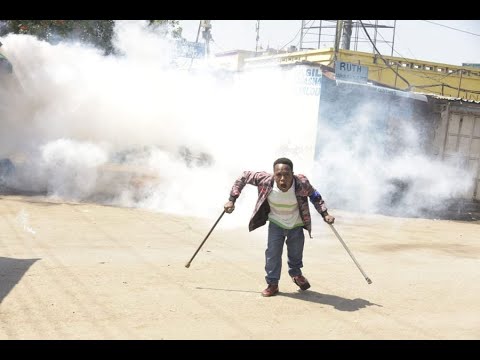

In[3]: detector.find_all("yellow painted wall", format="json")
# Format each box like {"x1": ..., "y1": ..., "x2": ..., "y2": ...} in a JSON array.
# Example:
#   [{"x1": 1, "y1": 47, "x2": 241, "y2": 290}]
[{"x1": 243, "y1": 48, "x2": 480, "y2": 101}]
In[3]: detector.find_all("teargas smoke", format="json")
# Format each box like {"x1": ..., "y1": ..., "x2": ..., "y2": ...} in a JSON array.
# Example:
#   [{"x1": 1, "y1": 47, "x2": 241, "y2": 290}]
[
  {"x1": 0, "y1": 20, "x2": 474, "y2": 224},
  {"x1": 0, "y1": 21, "x2": 319, "y2": 227},
  {"x1": 313, "y1": 101, "x2": 475, "y2": 218}
]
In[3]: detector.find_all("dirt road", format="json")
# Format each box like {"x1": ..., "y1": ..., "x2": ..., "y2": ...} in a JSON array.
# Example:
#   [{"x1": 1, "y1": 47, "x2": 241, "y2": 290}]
[{"x1": 0, "y1": 195, "x2": 479, "y2": 339}]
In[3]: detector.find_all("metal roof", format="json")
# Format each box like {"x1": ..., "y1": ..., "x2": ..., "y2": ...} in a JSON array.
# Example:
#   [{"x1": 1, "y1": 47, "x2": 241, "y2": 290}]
[
  {"x1": 413, "y1": 92, "x2": 480, "y2": 104},
  {"x1": 336, "y1": 79, "x2": 429, "y2": 102}
]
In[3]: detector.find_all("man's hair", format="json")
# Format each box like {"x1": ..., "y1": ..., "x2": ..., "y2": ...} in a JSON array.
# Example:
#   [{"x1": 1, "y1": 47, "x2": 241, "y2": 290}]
[{"x1": 273, "y1": 157, "x2": 293, "y2": 171}]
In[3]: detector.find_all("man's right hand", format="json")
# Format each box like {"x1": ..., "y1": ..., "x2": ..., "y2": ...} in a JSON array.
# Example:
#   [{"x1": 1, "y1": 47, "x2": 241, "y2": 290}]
[{"x1": 224, "y1": 201, "x2": 235, "y2": 214}]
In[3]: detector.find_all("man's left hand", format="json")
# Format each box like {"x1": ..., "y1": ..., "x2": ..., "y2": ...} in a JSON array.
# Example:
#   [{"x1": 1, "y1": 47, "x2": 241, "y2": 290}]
[{"x1": 323, "y1": 214, "x2": 335, "y2": 224}]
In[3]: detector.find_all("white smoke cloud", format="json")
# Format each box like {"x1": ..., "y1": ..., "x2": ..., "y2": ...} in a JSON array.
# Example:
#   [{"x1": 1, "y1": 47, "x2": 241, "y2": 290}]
[
  {"x1": 313, "y1": 101, "x2": 475, "y2": 217},
  {"x1": 0, "y1": 21, "x2": 319, "y2": 228},
  {"x1": 0, "y1": 20, "x2": 476, "y2": 227}
]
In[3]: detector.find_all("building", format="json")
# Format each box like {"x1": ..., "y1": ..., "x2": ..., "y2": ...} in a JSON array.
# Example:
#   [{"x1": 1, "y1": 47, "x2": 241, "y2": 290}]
[
  {"x1": 213, "y1": 49, "x2": 480, "y2": 211},
  {"x1": 428, "y1": 94, "x2": 480, "y2": 201},
  {"x1": 216, "y1": 48, "x2": 480, "y2": 101}
]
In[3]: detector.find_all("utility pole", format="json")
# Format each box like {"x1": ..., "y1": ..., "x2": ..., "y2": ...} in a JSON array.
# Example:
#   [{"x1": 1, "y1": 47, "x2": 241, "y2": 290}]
[
  {"x1": 372, "y1": 20, "x2": 379, "y2": 57},
  {"x1": 255, "y1": 20, "x2": 261, "y2": 55},
  {"x1": 341, "y1": 20, "x2": 353, "y2": 50},
  {"x1": 299, "y1": 20, "x2": 305, "y2": 51},
  {"x1": 457, "y1": 69, "x2": 464, "y2": 98},
  {"x1": 188, "y1": 21, "x2": 203, "y2": 70},
  {"x1": 391, "y1": 20, "x2": 397, "y2": 56},
  {"x1": 334, "y1": 20, "x2": 343, "y2": 62},
  {"x1": 201, "y1": 20, "x2": 212, "y2": 57}
]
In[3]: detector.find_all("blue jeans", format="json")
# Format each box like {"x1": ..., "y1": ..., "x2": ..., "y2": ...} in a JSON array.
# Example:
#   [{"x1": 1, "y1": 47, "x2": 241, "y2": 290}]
[{"x1": 265, "y1": 221, "x2": 305, "y2": 285}]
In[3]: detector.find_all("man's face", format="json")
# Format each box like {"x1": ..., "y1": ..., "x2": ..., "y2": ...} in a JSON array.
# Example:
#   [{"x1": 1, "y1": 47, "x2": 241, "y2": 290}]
[{"x1": 273, "y1": 164, "x2": 293, "y2": 192}]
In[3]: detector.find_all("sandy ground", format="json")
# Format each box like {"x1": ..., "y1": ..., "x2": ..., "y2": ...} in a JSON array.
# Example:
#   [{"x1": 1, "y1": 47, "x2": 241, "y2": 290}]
[{"x1": 0, "y1": 194, "x2": 479, "y2": 339}]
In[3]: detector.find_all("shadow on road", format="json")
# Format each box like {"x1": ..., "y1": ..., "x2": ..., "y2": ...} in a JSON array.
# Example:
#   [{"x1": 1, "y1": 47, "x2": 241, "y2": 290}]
[
  {"x1": 195, "y1": 286, "x2": 381, "y2": 312},
  {"x1": 279, "y1": 290, "x2": 382, "y2": 311},
  {"x1": 0, "y1": 257, "x2": 40, "y2": 304}
]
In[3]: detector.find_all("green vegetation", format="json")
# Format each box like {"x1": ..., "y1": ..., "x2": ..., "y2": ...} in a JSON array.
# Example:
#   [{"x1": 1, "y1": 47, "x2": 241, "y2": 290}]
[{"x1": 0, "y1": 20, "x2": 182, "y2": 55}]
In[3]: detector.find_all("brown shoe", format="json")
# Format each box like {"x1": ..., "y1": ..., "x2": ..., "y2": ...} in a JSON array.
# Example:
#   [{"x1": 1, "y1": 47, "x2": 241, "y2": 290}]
[
  {"x1": 292, "y1": 275, "x2": 311, "y2": 291},
  {"x1": 261, "y1": 284, "x2": 279, "y2": 297}
]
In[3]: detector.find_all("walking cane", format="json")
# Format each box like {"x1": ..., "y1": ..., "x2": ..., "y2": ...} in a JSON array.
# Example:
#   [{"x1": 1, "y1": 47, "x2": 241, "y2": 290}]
[
  {"x1": 185, "y1": 210, "x2": 226, "y2": 268},
  {"x1": 328, "y1": 223, "x2": 372, "y2": 284}
]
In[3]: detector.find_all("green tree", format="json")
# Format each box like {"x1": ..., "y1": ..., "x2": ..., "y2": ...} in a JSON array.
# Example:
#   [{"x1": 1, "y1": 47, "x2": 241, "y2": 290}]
[
  {"x1": 0, "y1": 20, "x2": 183, "y2": 55},
  {"x1": 149, "y1": 20, "x2": 183, "y2": 39}
]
